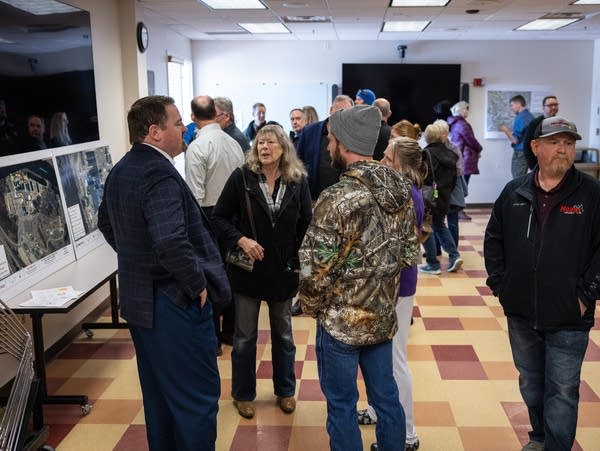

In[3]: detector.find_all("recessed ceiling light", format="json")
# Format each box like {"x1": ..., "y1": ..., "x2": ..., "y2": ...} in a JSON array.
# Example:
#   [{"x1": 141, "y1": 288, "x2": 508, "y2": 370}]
[
  {"x1": 390, "y1": 0, "x2": 450, "y2": 6},
  {"x1": 382, "y1": 21, "x2": 430, "y2": 32},
  {"x1": 571, "y1": 0, "x2": 600, "y2": 4},
  {"x1": 516, "y1": 18, "x2": 581, "y2": 31},
  {"x1": 238, "y1": 22, "x2": 291, "y2": 33},
  {"x1": 198, "y1": 0, "x2": 266, "y2": 9},
  {"x1": 0, "y1": 0, "x2": 80, "y2": 15}
]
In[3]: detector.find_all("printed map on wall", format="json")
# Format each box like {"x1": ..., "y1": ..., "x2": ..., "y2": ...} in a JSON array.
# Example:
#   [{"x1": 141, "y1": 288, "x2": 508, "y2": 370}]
[
  {"x1": 0, "y1": 150, "x2": 75, "y2": 300},
  {"x1": 54, "y1": 142, "x2": 112, "y2": 259},
  {"x1": 485, "y1": 84, "x2": 552, "y2": 139}
]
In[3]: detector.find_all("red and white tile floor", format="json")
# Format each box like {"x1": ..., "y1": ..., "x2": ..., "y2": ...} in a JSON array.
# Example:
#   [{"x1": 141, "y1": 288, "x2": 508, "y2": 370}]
[{"x1": 42, "y1": 209, "x2": 600, "y2": 450}]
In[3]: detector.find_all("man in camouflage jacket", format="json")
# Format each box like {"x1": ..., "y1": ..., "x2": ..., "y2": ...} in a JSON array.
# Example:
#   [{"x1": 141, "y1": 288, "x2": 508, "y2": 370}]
[{"x1": 298, "y1": 105, "x2": 418, "y2": 451}]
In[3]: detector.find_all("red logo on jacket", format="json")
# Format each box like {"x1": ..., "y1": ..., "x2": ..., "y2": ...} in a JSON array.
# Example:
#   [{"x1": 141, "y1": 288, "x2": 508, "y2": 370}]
[{"x1": 560, "y1": 204, "x2": 583, "y2": 215}]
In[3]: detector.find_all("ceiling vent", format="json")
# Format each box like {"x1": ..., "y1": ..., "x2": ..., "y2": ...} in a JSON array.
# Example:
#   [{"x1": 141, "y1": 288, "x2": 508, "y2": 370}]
[{"x1": 282, "y1": 15, "x2": 331, "y2": 23}]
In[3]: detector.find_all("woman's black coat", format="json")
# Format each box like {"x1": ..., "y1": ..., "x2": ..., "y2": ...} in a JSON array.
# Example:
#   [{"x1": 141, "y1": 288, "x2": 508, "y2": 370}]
[
  {"x1": 212, "y1": 166, "x2": 313, "y2": 301},
  {"x1": 423, "y1": 142, "x2": 458, "y2": 219}
]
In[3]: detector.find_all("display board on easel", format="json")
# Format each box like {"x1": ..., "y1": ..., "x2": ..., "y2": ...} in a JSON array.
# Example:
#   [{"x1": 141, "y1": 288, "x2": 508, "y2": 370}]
[
  {"x1": 0, "y1": 150, "x2": 75, "y2": 299},
  {"x1": 0, "y1": 141, "x2": 112, "y2": 300},
  {"x1": 53, "y1": 142, "x2": 112, "y2": 259}
]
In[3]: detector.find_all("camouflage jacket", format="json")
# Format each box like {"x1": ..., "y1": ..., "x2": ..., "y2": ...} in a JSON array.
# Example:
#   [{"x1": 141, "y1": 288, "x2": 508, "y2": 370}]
[{"x1": 298, "y1": 160, "x2": 418, "y2": 346}]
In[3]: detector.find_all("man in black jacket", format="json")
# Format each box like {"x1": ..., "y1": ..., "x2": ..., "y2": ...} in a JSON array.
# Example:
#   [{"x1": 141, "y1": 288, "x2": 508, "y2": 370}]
[
  {"x1": 522, "y1": 95, "x2": 560, "y2": 170},
  {"x1": 484, "y1": 117, "x2": 600, "y2": 451}
]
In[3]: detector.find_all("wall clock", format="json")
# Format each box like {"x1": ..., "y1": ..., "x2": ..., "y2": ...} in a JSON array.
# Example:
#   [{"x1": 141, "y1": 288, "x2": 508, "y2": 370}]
[{"x1": 137, "y1": 22, "x2": 148, "y2": 53}]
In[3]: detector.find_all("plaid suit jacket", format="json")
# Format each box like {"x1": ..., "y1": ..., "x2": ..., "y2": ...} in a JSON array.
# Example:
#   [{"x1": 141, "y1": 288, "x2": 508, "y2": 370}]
[{"x1": 98, "y1": 143, "x2": 230, "y2": 328}]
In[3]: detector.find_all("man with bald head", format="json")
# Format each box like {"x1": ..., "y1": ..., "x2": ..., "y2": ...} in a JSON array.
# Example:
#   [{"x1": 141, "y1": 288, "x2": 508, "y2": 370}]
[
  {"x1": 185, "y1": 95, "x2": 244, "y2": 353},
  {"x1": 185, "y1": 95, "x2": 243, "y2": 213},
  {"x1": 373, "y1": 98, "x2": 392, "y2": 161}
]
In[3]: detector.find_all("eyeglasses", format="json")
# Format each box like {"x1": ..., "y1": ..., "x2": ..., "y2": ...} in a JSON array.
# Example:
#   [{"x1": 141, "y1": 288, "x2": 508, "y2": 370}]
[
  {"x1": 544, "y1": 103, "x2": 559, "y2": 108},
  {"x1": 215, "y1": 112, "x2": 227, "y2": 118}
]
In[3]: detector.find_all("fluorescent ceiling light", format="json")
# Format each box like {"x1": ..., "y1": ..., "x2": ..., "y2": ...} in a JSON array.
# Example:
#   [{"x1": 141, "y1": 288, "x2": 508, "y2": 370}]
[
  {"x1": 571, "y1": 0, "x2": 600, "y2": 4},
  {"x1": 390, "y1": 0, "x2": 450, "y2": 6},
  {"x1": 383, "y1": 21, "x2": 430, "y2": 32},
  {"x1": 239, "y1": 22, "x2": 291, "y2": 33},
  {"x1": 0, "y1": 0, "x2": 79, "y2": 15},
  {"x1": 516, "y1": 18, "x2": 581, "y2": 31},
  {"x1": 198, "y1": 0, "x2": 265, "y2": 9}
]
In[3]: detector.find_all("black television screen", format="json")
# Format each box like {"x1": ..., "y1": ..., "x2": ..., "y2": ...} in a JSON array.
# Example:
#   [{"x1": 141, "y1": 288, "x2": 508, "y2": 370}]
[
  {"x1": 0, "y1": 0, "x2": 99, "y2": 157},
  {"x1": 342, "y1": 63, "x2": 461, "y2": 130}
]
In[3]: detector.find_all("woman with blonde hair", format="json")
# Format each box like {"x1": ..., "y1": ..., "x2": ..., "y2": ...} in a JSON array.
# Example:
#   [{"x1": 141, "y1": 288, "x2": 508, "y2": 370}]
[
  {"x1": 49, "y1": 111, "x2": 72, "y2": 147},
  {"x1": 302, "y1": 105, "x2": 319, "y2": 125},
  {"x1": 213, "y1": 124, "x2": 312, "y2": 420},
  {"x1": 419, "y1": 120, "x2": 462, "y2": 274},
  {"x1": 391, "y1": 119, "x2": 421, "y2": 141},
  {"x1": 357, "y1": 136, "x2": 427, "y2": 451}
]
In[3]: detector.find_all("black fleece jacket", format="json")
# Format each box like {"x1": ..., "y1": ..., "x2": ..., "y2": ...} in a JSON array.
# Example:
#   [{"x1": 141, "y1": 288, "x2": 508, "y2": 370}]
[{"x1": 484, "y1": 167, "x2": 600, "y2": 331}]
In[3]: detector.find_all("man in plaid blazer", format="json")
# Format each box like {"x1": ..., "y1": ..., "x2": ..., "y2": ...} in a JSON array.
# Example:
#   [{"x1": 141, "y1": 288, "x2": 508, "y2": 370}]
[{"x1": 99, "y1": 95, "x2": 230, "y2": 451}]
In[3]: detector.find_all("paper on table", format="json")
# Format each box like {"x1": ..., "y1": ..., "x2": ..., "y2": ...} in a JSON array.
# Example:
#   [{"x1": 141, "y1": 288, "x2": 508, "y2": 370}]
[{"x1": 20, "y1": 286, "x2": 83, "y2": 307}]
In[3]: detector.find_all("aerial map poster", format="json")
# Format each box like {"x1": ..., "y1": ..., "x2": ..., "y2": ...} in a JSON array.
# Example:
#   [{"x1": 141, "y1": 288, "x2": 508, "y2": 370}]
[
  {"x1": 0, "y1": 150, "x2": 75, "y2": 300},
  {"x1": 54, "y1": 142, "x2": 112, "y2": 259},
  {"x1": 484, "y1": 84, "x2": 552, "y2": 139}
]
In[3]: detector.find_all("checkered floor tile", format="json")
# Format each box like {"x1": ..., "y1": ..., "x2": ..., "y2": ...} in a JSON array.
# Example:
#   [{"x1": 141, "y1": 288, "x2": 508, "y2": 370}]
[{"x1": 42, "y1": 209, "x2": 600, "y2": 450}]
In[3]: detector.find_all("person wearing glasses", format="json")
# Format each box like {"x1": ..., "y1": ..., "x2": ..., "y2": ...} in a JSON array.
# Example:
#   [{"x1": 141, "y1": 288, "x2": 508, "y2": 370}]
[
  {"x1": 214, "y1": 96, "x2": 250, "y2": 152},
  {"x1": 213, "y1": 124, "x2": 312, "y2": 420},
  {"x1": 523, "y1": 95, "x2": 560, "y2": 170}
]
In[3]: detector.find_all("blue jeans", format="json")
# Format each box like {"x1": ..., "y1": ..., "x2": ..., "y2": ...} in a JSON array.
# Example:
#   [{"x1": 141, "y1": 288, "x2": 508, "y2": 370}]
[
  {"x1": 423, "y1": 214, "x2": 460, "y2": 269},
  {"x1": 129, "y1": 290, "x2": 220, "y2": 451},
  {"x1": 231, "y1": 293, "x2": 296, "y2": 401},
  {"x1": 316, "y1": 324, "x2": 405, "y2": 451},
  {"x1": 511, "y1": 151, "x2": 528, "y2": 179},
  {"x1": 447, "y1": 208, "x2": 459, "y2": 248},
  {"x1": 508, "y1": 317, "x2": 589, "y2": 451}
]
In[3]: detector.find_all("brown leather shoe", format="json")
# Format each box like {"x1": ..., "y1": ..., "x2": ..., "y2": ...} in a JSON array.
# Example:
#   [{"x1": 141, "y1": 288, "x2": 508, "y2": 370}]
[
  {"x1": 233, "y1": 400, "x2": 255, "y2": 419},
  {"x1": 277, "y1": 396, "x2": 296, "y2": 414}
]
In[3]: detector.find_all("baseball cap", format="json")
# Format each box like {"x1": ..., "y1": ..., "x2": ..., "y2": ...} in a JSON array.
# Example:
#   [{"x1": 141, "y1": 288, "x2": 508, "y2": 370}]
[{"x1": 534, "y1": 116, "x2": 582, "y2": 140}]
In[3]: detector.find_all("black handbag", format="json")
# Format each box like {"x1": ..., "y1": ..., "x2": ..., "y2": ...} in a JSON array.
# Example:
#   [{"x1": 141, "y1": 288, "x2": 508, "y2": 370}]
[
  {"x1": 422, "y1": 149, "x2": 438, "y2": 210},
  {"x1": 225, "y1": 169, "x2": 257, "y2": 272}
]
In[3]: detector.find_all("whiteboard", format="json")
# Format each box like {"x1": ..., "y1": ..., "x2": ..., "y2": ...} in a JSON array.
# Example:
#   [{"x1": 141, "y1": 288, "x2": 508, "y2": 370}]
[{"x1": 206, "y1": 81, "x2": 330, "y2": 136}]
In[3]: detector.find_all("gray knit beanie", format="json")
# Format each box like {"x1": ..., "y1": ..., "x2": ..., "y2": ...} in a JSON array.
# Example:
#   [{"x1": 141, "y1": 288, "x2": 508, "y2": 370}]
[{"x1": 329, "y1": 105, "x2": 382, "y2": 156}]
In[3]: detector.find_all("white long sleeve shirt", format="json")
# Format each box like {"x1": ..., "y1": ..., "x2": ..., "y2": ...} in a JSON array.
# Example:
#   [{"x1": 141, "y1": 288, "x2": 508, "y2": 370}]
[{"x1": 185, "y1": 123, "x2": 244, "y2": 207}]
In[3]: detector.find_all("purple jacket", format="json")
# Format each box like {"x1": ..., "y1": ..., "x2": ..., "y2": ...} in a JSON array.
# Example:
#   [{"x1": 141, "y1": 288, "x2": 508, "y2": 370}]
[
  {"x1": 447, "y1": 115, "x2": 482, "y2": 176},
  {"x1": 398, "y1": 185, "x2": 424, "y2": 297}
]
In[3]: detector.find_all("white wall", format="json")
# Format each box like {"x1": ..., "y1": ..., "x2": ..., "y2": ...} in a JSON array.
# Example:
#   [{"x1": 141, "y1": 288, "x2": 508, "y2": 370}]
[
  {"x1": 143, "y1": 13, "x2": 192, "y2": 99},
  {"x1": 192, "y1": 40, "x2": 594, "y2": 204}
]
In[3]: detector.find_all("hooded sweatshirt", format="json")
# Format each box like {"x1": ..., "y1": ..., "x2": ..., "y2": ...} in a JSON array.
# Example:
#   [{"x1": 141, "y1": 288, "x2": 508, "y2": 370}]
[{"x1": 299, "y1": 160, "x2": 418, "y2": 345}]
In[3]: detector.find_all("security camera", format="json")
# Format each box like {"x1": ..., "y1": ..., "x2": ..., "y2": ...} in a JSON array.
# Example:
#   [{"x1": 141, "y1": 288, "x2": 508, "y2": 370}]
[{"x1": 397, "y1": 45, "x2": 407, "y2": 59}]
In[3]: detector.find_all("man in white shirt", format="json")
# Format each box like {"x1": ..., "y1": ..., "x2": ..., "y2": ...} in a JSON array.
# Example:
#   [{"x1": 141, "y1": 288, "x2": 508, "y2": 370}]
[
  {"x1": 185, "y1": 95, "x2": 244, "y2": 215},
  {"x1": 185, "y1": 95, "x2": 244, "y2": 355}
]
